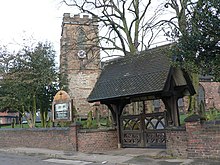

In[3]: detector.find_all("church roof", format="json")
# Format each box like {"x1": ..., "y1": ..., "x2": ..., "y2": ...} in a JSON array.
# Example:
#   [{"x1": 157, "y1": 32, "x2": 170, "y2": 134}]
[{"x1": 87, "y1": 44, "x2": 195, "y2": 103}]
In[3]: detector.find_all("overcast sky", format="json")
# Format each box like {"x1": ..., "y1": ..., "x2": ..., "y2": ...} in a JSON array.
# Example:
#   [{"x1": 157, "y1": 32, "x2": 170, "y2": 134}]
[
  {"x1": 0, "y1": 0, "x2": 76, "y2": 58},
  {"x1": 0, "y1": 0, "x2": 173, "y2": 63}
]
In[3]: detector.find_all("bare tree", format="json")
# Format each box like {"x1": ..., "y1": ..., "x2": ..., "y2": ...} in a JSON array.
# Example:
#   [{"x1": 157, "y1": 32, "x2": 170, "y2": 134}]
[
  {"x1": 62, "y1": 0, "x2": 169, "y2": 56},
  {"x1": 156, "y1": 0, "x2": 198, "y2": 42}
]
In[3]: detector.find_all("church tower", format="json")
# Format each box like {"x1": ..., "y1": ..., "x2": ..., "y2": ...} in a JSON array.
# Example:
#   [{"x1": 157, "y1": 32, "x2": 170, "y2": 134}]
[{"x1": 60, "y1": 13, "x2": 100, "y2": 117}]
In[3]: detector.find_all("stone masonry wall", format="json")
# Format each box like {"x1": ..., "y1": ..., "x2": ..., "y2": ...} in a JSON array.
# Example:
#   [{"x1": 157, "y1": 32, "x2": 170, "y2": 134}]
[
  {"x1": 60, "y1": 13, "x2": 101, "y2": 117},
  {"x1": 200, "y1": 82, "x2": 220, "y2": 110},
  {"x1": 0, "y1": 125, "x2": 117, "y2": 152},
  {"x1": 68, "y1": 69, "x2": 100, "y2": 117}
]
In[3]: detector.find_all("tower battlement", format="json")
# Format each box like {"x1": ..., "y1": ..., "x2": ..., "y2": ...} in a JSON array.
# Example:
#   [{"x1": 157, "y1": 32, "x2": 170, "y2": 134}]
[
  {"x1": 62, "y1": 13, "x2": 97, "y2": 25},
  {"x1": 60, "y1": 12, "x2": 101, "y2": 117}
]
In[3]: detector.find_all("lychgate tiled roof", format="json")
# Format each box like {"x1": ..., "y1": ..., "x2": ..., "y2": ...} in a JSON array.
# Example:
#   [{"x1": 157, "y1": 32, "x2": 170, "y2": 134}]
[{"x1": 88, "y1": 45, "x2": 173, "y2": 102}]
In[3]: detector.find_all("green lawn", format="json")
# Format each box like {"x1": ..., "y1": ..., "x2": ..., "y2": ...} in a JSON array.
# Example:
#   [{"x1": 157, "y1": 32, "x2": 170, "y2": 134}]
[
  {"x1": 1, "y1": 111, "x2": 220, "y2": 129},
  {"x1": 180, "y1": 113, "x2": 187, "y2": 125},
  {"x1": 0, "y1": 122, "x2": 42, "y2": 129}
]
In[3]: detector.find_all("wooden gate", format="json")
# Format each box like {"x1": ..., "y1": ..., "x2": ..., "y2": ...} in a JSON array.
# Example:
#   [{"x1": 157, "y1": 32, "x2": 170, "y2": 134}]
[{"x1": 121, "y1": 112, "x2": 166, "y2": 148}]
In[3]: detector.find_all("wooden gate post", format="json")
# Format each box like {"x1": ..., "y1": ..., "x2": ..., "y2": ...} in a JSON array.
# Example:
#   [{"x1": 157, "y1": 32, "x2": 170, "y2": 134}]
[
  {"x1": 105, "y1": 101, "x2": 129, "y2": 148},
  {"x1": 171, "y1": 95, "x2": 180, "y2": 127},
  {"x1": 115, "y1": 107, "x2": 122, "y2": 148},
  {"x1": 162, "y1": 96, "x2": 180, "y2": 127}
]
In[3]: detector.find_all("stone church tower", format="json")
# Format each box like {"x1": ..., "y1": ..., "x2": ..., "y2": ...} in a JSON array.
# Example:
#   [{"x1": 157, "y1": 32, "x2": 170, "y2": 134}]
[{"x1": 60, "y1": 13, "x2": 100, "y2": 117}]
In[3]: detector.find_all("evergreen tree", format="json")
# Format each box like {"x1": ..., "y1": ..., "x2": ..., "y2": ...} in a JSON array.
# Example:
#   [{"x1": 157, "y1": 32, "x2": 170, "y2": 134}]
[
  {"x1": 0, "y1": 42, "x2": 58, "y2": 128},
  {"x1": 175, "y1": 0, "x2": 220, "y2": 80}
]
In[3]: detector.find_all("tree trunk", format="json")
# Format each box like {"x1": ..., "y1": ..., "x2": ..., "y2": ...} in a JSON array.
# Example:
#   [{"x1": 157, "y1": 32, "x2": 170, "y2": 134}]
[
  {"x1": 32, "y1": 94, "x2": 37, "y2": 126},
  {"x1": 188, "y1": 73, "x2": 199, "y2": 113}
]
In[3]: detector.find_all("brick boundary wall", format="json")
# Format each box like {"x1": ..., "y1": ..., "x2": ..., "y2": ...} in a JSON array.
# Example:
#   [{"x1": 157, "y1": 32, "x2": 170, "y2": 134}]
[
  {"x1": 78, "y1": 129, "x2": 118, "y2": 152},
  {"x1": 0, "y1": 124, "x2": 117, "y2": 152},
  {"x1": 0, "y1": 127, "x2": 75, "y2": 150},
  {"x1": 2, "y1": 117, "x2": 220, "y2": 158},
  {"x1": 186, "y1": 120, "x2": 220, "y2": 159},
  {"x1": 166, "y1": 115, "x2": 220, "y2": 159},
  {"x1": 166, "y1": 127, "x2": 188, "y2": 158}
]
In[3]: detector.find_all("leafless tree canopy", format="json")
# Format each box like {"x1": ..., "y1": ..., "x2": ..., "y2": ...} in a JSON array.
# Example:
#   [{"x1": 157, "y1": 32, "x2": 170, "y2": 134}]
[
  {"x1": 62, "y1": 0, "x2": 176, "y2": 56},
  {"x1": 61, "y1": 0, "x2": 198, "y2": 57},
  {"x1": 164, "y1": 0, "x2": 197, "y2": 36}
]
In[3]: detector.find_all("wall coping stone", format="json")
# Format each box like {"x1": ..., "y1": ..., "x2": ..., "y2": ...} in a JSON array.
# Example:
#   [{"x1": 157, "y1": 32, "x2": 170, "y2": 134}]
[
  {"x1": 202, "y1": 125, "x2": 220, "y2": 131},
  {"x1": 166, "y1": 126, "x2": 186, "y2": 131},
  {"x1": 204, "y1": 120, "x2": 220, "y2": 125},
  {"x1": 184, "y1": 114, "x2": 201, "y2": 122},
  {"x1": 79, "y1": 128, "x2": 116, "y2": 133},
  {"x1": 0, "y1": 127, "x2": 70, "y2": 132}
]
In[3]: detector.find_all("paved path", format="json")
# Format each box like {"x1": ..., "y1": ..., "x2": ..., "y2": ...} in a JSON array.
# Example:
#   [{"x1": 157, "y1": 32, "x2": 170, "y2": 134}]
[
  {"x1": 0, "y1": 147, "x2": 220, "y2": 165},
  {"x1": 0, "y1": 152, "x2": 92, "y2": 165}
]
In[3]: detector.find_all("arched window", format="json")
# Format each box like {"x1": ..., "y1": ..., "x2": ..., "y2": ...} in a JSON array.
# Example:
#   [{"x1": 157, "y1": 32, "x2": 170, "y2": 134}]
[
  {"x1": 197, "y1": 84, "x2": 205, "y2": 106},
  {"x1": 77, "y1": 27, "x2": 86, "y2": 50}
]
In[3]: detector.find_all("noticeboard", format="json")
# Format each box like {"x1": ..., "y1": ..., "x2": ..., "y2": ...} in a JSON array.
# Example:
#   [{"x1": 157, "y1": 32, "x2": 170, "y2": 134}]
[
  {"x1": 52, "y1": 90, "x2": 73, "y2": 122},
  {"x1": 52, "y1": 101, "x2": 72, "y2": 121},
  {"x1": 54, "y1": 102, "x2": 71, "y2": 120}
]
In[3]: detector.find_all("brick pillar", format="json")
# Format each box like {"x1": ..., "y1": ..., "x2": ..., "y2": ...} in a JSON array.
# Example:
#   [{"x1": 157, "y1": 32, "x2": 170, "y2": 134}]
[
  {"x1": 69, "y1": 123, "x2": 81, "y2": 151},
  {"x1": 166, "y1": 128, "x2": 188, "y2": 158},
  {"x1": 184, "y1": 114, "x2": 202, "y2": 158},
  {"x1": 185, "y1": 118, "x2": 201, "y2": 132},
  {"x1": 185, "y1": 114, "x2": 202, "y2": 133}
]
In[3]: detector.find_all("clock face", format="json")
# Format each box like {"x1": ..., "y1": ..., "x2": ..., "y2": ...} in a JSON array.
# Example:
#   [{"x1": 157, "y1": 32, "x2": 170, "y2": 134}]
[{"x1": 77, "y1": 50, "x2": 86, "y2": 59}]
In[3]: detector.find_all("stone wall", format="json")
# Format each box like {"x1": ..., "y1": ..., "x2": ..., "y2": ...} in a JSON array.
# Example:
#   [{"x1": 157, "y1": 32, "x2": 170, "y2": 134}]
[
  {"x1": 200, "y1": 82, "x2": 220, "y2": 110},
  {"x1": 60, "y1": 13, "x2": 101, "y2": 117},
  {"x1": 0, "y1": 125, "x2": 117, "y2": 153},
  {"x1": 166, "y1": 115, "x2": 220, "y2": 159},
  {"x1": 68, "y1": 70, "x2": 100, "y2": 117}
]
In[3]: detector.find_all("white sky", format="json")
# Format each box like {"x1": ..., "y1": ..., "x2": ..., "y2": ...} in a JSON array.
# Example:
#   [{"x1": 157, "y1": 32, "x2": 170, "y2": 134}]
[
  {"x1": 0, "y1": 0, "x2": 175, "y2": 63},
  {"x1": 0, "y1": 0, "x2": 77, "y2": 61}
]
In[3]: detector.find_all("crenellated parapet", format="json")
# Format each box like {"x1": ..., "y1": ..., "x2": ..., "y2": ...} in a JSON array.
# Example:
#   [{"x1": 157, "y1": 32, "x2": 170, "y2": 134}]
[
  {"x1": 62, "y1": 13, "x2": 98, "y2": 25},
  {"x1": 61, "y1": 13, "x2": 98, "y2": 37},
  {"x1": 60, "y1": 13, "x2": 101, "y2": 117}
]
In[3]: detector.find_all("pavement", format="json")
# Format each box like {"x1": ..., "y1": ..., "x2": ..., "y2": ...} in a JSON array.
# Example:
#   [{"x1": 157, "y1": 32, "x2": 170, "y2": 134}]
[{"x1": 0, "y1": 147, "x2": 220, "y2": 165}]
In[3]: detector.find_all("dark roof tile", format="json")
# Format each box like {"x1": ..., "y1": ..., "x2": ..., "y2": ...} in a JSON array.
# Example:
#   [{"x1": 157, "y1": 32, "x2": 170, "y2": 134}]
[{"x1": 88, "y1": 45, "x2": 172, "y2": 102}]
